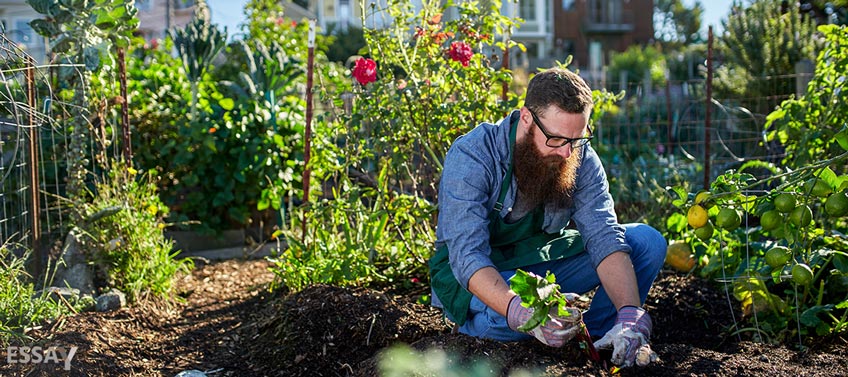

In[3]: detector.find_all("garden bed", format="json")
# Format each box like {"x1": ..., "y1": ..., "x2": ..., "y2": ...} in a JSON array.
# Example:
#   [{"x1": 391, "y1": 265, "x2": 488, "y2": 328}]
[{"x1": 2, "y1": 259, "x2": 846, "y2": 376}]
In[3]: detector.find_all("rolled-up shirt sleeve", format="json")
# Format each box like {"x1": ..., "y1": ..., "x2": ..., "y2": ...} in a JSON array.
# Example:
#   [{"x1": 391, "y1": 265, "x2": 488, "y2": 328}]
[
  {"x1": 571, "y1": 145, "x2": 631, "y2": 268},
  {"x1": 436, "y1": 129, "x2": 504, "y2": 290}
]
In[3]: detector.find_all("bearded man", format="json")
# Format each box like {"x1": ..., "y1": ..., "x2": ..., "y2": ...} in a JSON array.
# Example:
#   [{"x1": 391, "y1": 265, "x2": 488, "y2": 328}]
[{"x1": 429, "y1": 67, "x2": 667, "y2": 368}]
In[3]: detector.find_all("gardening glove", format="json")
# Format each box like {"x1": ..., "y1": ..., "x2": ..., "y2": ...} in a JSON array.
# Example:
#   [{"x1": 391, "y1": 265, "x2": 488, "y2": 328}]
[
  {"x1": 595, "y1": 305, "x2": 658, "y2": 367},
  {"x1": 506, "y1": 295, "x2": 582, "y2": 347}
]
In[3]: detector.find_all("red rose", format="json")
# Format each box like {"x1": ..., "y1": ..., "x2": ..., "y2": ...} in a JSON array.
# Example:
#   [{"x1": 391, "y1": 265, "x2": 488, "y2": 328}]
[
  {"x1": 448, "y1": 41, "x2": 473, "y2": 67},
  {"x1": 352, "y1": 57, "x2": 377, "y2": 85}
]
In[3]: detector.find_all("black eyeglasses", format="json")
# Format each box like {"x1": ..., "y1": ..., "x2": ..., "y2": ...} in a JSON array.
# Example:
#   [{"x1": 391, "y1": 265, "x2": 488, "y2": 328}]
[{"x1": 528, "y1": 109, "x2": 593, "y2": 149}]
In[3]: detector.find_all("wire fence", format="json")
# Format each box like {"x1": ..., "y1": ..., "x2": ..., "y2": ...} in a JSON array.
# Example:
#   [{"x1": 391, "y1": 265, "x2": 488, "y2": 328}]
[
  {"x1": 595, "y1": 70, "x2": 813, "y2": 218},
  {"x1": 0, "y1": 33, "x2": 78, "y2": 272},
  {"x1": 0, "y1": 23, "x2": 819, "y2": 269}
]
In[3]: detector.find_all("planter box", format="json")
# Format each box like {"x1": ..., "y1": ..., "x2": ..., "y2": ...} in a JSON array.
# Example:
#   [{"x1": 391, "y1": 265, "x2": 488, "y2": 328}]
[{"x1": 166, "y1": 229, "x2": 283, "y2": 260}]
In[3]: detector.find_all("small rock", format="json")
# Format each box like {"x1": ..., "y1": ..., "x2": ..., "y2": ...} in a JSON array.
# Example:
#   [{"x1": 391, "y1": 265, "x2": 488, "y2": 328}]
[
  {"x1": 174, "y1": 370, "x2": 207, "y2": 377},
  {"x1": 95, "y1": 289, "x2": 126, "y2": 312}
]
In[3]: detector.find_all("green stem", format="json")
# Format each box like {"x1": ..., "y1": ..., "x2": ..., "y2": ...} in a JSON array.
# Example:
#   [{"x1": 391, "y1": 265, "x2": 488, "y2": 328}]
[{"x1": 712, "y1": 150, "x2": 848, "y2": 199}]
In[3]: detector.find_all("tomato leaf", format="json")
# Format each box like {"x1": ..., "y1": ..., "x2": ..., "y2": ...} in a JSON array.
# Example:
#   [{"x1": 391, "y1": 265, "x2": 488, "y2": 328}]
[{"x1": 835, "y1": 127, "x2": 848, "y2": 151}]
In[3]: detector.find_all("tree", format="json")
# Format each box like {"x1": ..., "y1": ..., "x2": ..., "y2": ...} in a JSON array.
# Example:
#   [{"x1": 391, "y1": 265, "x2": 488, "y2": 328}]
[
  {"x1": 715, "y1": 0, "x2": 820, "y2": 112},
  {"x1": 654, "y1": 0, "x2": 705, "y2": 48}
]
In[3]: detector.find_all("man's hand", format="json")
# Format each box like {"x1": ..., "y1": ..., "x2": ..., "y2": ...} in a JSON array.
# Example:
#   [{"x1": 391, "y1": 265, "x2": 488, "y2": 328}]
[
  {"x1": 595, "y1": 306, "x2": 658, "y2": 367},
  {"x1": 506, "y1": 295, "x2": 582, "y2": 347}
]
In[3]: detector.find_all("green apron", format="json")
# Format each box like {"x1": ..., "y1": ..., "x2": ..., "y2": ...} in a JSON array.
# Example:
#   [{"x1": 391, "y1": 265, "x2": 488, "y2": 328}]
[{"x1": 429, "y1": 119, "x2": 584, "y2": 325}]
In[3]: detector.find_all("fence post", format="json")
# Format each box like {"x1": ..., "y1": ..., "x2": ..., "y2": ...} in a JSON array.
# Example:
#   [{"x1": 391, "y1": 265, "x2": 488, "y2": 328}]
[
  {"x1": 302, "y1": 19, "x2": 316, "y2": 243},
  {"x1": 26, "y1": 59, "x2": 42, "y2": 273},
  {"x1": 665, "y1": 79, "x2": 672, "y2": 155},
  {"x1": 704, "y1": 26, "x2": 713, "y2": 190},
  {"x1": 118, "y1": 47, "x2": 132, "y2": 161}
]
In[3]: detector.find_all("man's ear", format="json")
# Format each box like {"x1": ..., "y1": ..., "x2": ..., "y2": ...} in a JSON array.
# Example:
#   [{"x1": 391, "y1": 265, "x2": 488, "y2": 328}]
[{"x1": 518, "y1": 107, "x2": 531, "y2": 128}]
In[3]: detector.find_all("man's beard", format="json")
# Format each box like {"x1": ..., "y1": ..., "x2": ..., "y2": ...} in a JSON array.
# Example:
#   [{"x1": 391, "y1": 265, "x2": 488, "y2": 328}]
[{"x1": 513, "y1": 129, "x2": 581, "y2": 210}]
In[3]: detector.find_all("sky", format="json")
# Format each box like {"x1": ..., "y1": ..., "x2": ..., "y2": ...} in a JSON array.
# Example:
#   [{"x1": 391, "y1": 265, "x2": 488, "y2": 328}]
[
  {"x1": 206, "y1": 0, "x2": 250, "y2": 39},
  {"x1": 684, "y1": 0, "x2": 736, "y2": 36},
  {"x1": 205, "y1": 0, "x2": 737, "y2": 39}
]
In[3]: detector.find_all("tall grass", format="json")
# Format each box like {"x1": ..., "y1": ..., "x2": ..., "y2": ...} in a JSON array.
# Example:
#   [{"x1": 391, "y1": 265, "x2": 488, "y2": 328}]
[{"x1": 0, "y1": 245, "x2": 68, "y2": 346}]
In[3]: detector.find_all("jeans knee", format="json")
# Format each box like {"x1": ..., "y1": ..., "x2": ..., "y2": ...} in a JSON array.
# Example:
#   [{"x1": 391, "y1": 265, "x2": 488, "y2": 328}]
[{"x1": 624, "y1": 223, "x2": 667, "y2": 267}]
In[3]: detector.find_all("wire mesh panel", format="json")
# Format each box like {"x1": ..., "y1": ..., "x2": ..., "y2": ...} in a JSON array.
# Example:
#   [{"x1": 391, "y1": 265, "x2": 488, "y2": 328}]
[
  {"x1": 0, "y1": 33, "x2": 38, "y2": 251},
  {"x1": 0, "y1": 32, "x2": 71, "y2": 262}
]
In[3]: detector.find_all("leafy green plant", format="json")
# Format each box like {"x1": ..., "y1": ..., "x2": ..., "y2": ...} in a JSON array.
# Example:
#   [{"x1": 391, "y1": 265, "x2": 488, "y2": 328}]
[
  {"x1": 269, "y1": 161, "x2": 434, "y2": 291},
  {"x1": 607, "y1": 44, "x2": 667, "y2": 87},
  {"x1": 508, "y1": 270, "x2": 600, "y2": 362},
  {"x1": 74, "y1": 160, "x2": 193, "y2": 302},
  {"x1": 0, "y1": 246, "x2": 69, "y2": 346},
  {"x1": 666, "y1": 26, "x2": 848, "y2": 345},
  {"x1": 171, "y1": 0, "x2": 227, "y2": 121},
  {"x1": 129, "y1": 35, "x2": 310, "y2": 234}
]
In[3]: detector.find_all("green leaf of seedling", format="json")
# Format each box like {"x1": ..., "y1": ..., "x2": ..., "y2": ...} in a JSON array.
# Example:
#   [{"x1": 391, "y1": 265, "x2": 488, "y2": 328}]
[{"x1": 518, "y1": 308, "x2": 548, "y2": 332}]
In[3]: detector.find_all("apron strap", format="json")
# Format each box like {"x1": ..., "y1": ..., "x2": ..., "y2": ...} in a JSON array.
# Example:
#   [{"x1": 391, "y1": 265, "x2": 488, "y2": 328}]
[{"x1": 493, "y1": 116, "x2": 518, "y2": 213}]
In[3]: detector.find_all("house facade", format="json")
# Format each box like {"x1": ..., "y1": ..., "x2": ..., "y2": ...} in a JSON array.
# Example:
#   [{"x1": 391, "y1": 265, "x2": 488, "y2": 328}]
[
  {"x1": 136, "y1": 0, "x2": 197, "y2": 41},
  {"x1": 554, "y1": 0, "x2": 654, "y2": 82},
  {"x1": 297, "y1": 0, "x2": 652, "y2": 74},
  {"x1": 0, "y1": 0, "x2": 48, "y2": 63}
]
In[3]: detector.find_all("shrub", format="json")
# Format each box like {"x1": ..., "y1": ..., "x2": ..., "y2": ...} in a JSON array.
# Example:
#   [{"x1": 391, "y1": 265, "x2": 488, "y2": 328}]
[{"x1": 73, "y1": 160, "x2": 193, "y2": 302}]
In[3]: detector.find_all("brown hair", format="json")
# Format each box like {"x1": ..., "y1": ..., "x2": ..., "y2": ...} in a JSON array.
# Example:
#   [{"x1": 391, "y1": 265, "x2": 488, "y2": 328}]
[{"x1": 524, "y1": 67, "x2": 594, "y2": 116}]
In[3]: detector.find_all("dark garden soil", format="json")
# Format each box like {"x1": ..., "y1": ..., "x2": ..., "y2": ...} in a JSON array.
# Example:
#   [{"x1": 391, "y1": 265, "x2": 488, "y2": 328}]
[{"x1": 3, "y1": 258, "x2": 847, "y2": 377}]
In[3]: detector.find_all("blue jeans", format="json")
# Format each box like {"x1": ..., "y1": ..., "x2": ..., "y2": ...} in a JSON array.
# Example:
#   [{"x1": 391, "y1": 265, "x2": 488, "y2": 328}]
[{"x1": 458, "y1": 223, "x2": 667, "y2": 340}]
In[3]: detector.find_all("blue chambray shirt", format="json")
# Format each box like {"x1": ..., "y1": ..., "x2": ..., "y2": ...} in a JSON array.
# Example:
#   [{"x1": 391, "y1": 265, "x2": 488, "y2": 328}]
[{"x1": 432, "y1": 110, "x2": 630, "y2": 309}]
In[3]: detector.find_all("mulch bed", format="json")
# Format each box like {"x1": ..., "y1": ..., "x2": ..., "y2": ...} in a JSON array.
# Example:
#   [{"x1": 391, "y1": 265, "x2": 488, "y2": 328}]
[{"x1": 2, "y1": 258, "x2": 846, "y2": 376}]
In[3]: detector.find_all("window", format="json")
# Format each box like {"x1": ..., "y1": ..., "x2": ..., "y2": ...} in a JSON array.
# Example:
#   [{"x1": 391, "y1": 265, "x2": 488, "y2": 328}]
[
  {"x1": 520, "y1": 0, "x2": 537, "y2": 21},
  {"x1": 589, "y1": 0, "x2": 622, "y2": 24},
  {"x1": 338, "y1": 0, "x2": 351, "y2": 30},
  {"x1": 562, "y1": 0, "x2": 575, "y2": 11}
]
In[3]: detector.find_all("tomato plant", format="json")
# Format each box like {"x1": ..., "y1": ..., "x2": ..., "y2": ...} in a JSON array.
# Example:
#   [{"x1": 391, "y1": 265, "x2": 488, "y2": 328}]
[{"x1": 666, "y1": 25, "x2": 848, "y2": 343}]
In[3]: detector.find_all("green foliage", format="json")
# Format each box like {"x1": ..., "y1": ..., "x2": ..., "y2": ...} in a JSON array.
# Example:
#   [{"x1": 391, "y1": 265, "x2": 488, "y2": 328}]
[
  {"x1": 338, "y1": 0, "x2": 522, "y2": 201},
  {"x1": 377, "y1": 343, "x2": 536, "y2": 377},
  {"x1": 171, "y1": 1, "x2": 227, "y2": 83},
  {"x1": 716, "y1": 0, "x2": 820, "y2": 110},
  {"x1": 74, "y1": 160, "x2": 193, "y2": 303},
  {"x1": 508, "y1": 269, "x2": 571, "y2": 332},
  {"x1": 129, "y1": 30, "x2": 310, "y2": 234},
  {"x1": 667, "y1": 26, "x2": 848, "y2": 341},
  {"x1": 269, "y1": 161, "x2": 435, "y2": 291},
  {"x1": 0, "y1": 247, "x2": 70, "y2": 346},
  {"x1": 28, "y1": 0, "x2": 140, "y2": 210},
  {"x1": 608, "y1": 45, "x2": 667, "y2": 87},
  {"x1": 654, "y1": 0, "x2": 704, "y2": 47},
  {"x1": 325, "y1": 25, "x2": 367, "y2": 63},
  {"x1": 171, "y1": 0, "x2": 227, "y2": 122},
  {"x1": 765, "y1": 25, "x2": 848, "y2": 167}
]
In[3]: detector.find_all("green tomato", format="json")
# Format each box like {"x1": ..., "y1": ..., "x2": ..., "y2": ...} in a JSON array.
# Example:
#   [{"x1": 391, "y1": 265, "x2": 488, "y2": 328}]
[{"x1": 791, "y1": 264, "x2": 813, "y2": 285}]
